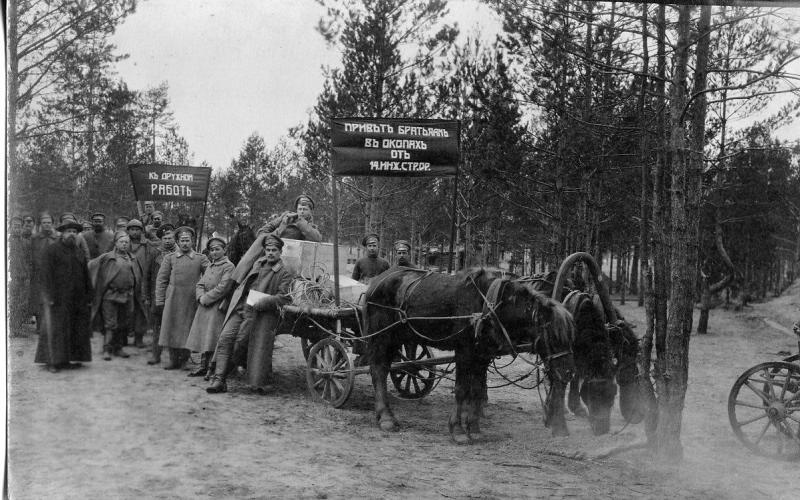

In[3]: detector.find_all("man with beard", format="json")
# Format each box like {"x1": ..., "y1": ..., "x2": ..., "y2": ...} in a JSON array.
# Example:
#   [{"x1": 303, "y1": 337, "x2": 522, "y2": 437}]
[
  {"x1": 393, "y1": 240, "x2": 415, "y2": 268},
  {"x1": 352, "y1": 233, "x2": 390, "y2": 284},
  {"x1": 147, "y1": 227, "x2": 176, "y2": 365},
  {"x1": 59, "y1": 212, "x2": 91, "y2": 260},
  {"x1": 34, "y1": 221, "x2": 93, "y2": 373},
  {"x1": 207, "y1": 234, "x2": 293, "y2": 394},
  {"x1": 227, "y1": 205, "x2": 256, "y2": 266},
  {"x1": 90, "y1": 231, "x2": 146, "y2": 360},
  {"x1": 30, "y1": 213, "x2": 59, "y2": 330},
  {"x1": 156, "y1": 227, "x2": 209, "y2": 370},
  {"x1": 126, "y1": 219, "x2": 157, "y2": 348},
  {"x1": 8, "y1": 215, "x2": 32, "y2": 333},
  {"x1": 84, "y1": 212, "x2": 115, "y2": 259}
]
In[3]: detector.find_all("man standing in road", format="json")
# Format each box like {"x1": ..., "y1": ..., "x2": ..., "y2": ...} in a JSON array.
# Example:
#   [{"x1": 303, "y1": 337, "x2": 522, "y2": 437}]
[
  {"x1": 84, "y1": 212, "x2": 115, "y2": 259},
  {"x1": 207, "y1": 234, "x2": 293, "y2": 394},
  {"x1": 30, "y1": 213, "x2": 58, "y2": 330},
  {"x1": 352, "y1": 233, "x2": 390, "y2": 284},
  {"x1": 147, "y1": 228, "x2": 176, "y2": 365},
  {"x1": 34, "y1": 220, "x2": 93, "y2": 373}
]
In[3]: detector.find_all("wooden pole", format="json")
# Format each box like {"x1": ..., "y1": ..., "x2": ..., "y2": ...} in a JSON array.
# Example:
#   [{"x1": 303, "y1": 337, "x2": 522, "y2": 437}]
[
  {"x1": 448, "y1": 175, "x2": 458, "y2": 274},
  {"x1": 197, "y1": 198, "x2": 208, "y2": 252},
  {"x1": 332, "y1": 173, "x2": 341, "y2": 306}
]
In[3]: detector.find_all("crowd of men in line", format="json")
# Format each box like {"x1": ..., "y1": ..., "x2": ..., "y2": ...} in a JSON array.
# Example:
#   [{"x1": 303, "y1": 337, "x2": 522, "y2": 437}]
[{"x1": 8, "y1": 195, "x2": 417, "y2": 395}]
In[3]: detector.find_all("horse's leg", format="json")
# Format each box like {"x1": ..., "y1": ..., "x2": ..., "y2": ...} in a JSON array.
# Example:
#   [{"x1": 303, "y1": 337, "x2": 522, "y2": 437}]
[
  {"x1": 545, "y1": 358, "x2": 571, "y2": 437},
  {"x1": 464, "y1": 355, "x2": 490, "y2": 442},
  {"x1": 479, "y1": 367, "x2": 490, "y2": 419},
  {"x1": 568, "y1": 376, "x2": 588, "y2": 417},
  {"x1": 448, "y1": 348, "x2": 469, "y2": 443},
  {"x1": 369, "y1": 315, "x2": 399, "y2": 432}
]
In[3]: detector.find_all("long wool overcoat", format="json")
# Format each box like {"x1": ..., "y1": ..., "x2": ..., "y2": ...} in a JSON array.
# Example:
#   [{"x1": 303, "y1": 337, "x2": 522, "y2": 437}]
[
  {"x1": 34, "y1": 239, "x2": 93, "y2": 365},
  {"x1": 185, "y1": 256, "x2": 235, "y2": 353},
  {"x1": 156, "y1": 250, "x2": 209, "y2": 349},
  {"x1": 226, "y1": 257, "x2": 293, "y2": 389},
  {"x1": 88, "y1": 250, "x2": 147, "y2": 331}
]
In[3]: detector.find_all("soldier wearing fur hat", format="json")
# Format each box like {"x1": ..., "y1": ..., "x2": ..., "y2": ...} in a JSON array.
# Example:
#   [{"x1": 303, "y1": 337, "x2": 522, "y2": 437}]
[
  {"x1": 206, "y1": 234, "x2": 294, "y2": 394},
  {"x1": 155, "y1": 227, "x2": 210, "y2": 370},
  {"x1": 352, "y1": 233, "x2": 390, "y2": 284},
  {"x1": 89, "y1": 231, "x2": 147, "y2": 360},
  {"x1": 34, "y1": 221, "x2": 93, "y2": 372}
]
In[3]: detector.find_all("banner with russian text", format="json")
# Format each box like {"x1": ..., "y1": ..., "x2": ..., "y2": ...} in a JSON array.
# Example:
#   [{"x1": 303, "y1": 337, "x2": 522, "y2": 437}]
[
  {"x1": 331, "y1": 118, "x2": 459, "y2": 177},
  {"x1": 129, "y1": 163, "x2": 212, "y2": 202}
]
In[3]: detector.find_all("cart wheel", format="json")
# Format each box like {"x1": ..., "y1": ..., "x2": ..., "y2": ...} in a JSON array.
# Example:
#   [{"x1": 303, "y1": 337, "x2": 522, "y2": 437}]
[
  {"x1": 390, "y1": 342, "x2": 436, "y2": 399},
  {"x1": 728, "y1": 361, "x2": 800, "y2": 461},
  {"x1": 306, "y1": 338, "x2": 354, "y2": 408},
  {"x1": 301, "y1": 338, "x2": 312, "y2": 360}
]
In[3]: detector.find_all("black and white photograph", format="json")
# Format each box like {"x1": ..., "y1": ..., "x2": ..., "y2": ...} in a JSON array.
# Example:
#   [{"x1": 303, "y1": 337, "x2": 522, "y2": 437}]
[{"x1": 5, "y1": 0, "x2": 800, "y2": 498}]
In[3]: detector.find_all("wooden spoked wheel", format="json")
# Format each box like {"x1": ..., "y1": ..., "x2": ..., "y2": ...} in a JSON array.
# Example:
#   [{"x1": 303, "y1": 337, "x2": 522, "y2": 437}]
[
  {"x1": 390, "y1": 342, "x2": 436, "y2": 399},
  {"x1": 306, "y1": 338, "x2": 354, "y2": 408},
  {"x1": 728, "y1": 361, "x2": 800, "y2": 461},
  {"x1": 301, "y1": 338, "x2": 312, "y2": 360}
]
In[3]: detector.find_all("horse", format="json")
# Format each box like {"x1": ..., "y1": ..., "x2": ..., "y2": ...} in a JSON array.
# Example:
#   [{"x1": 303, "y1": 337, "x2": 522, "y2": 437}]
[
  {"x1": 527, "y1": 269, "x2": 646, "y2": 433},
  {"x1": 363, "y1": 267, "x2": 575, "y2": 443}
]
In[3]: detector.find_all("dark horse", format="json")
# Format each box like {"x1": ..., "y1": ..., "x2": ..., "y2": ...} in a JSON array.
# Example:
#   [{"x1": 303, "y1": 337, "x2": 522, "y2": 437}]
[
  {"x1": 364, "y1": 267, "x2": 575, "y2": 442},
  {"x1": 529, "y1": 269, "x2": 645, "y2": 434}
]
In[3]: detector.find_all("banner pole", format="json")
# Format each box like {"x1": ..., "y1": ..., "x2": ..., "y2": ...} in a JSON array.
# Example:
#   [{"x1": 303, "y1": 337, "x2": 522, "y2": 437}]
[
  {"x1": 448, "y1": 174, "x2": 458, "y2": 274},
  {"x1": 197, "y1": 198, "x2": 208, "y2": 252},
  {"x1": 332, "y1": 171, "x2": 341, "y2": 306}
]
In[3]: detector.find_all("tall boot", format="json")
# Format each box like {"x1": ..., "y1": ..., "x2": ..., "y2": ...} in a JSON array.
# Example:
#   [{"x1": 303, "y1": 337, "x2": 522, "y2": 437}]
[
  {"x1": 147, "y1": 343, "x2": 162, "y2": 365},
  {"x1": 163, "y1": 348, "x2": 181, "y2": 370},
  {"x1": 206, "y1": 354, "x2": 230, "y2": 393},
  {"x1": 134, "y1": 331, "x2": 146, "y2": 349},
  {"x1": 188, "y1": 352, "x2": 209, "y2": 377},
  {"x1": 103, "y1": 331, "x2": 113, "y2": 361}
]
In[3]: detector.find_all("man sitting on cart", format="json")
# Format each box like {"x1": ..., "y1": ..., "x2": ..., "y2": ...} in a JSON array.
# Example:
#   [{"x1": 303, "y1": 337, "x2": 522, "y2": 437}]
[{"x1": 207, "y1": 234, "x2": 294, "y2": 394}]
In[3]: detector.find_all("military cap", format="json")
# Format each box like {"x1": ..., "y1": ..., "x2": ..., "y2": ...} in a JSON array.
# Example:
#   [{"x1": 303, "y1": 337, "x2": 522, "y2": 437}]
[
  {"x1": 150, "y1": 210, "x2": 164, "y2": 219},
  {"x1": 156, "y1": 225, "x2": 176, "y2": 239},
  {"x1": 10, "y1": 215, "x2": 23, "y2": 223},
  {"x1": 362, "y1": 233, "x2": 380, "y2": 247},
  {"x1": 394, "y1": 239, "x2": 411, "y2": 252},
  {"x1": 175, "y1": 226, "x2": 196, "y2": 239},
  {"x1": 91, "y1": 212, "x2": 106, "y2": 220},
  {"x1": 39, "y1": 212, "x2": 54, "y2": 223},
  {"x1": 262, "y1": 234, "x2": 284, "y2": 250},
  {"x1": 57, "y1": 220, "x2": 84, "y2": 232},
  {"x1": 113, "y1": 230, "x2": 130, "y2": 242},
  {"x1": 294, "y1": 194, "x2": 315, "y2": 210},
  {"x1": 126, "y1": 219, "x2": 144, "y2": 230},
  {"x1": 206, "y1": 237, "x2": 227, "y2": 250}
]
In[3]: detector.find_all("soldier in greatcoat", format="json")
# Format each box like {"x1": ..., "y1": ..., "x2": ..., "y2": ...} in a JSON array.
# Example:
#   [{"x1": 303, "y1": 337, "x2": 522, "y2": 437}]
[
  {"x1": 84, "y1": 212, "x2": 115, "y2": 259},
  {"x1": 89, "y1": 232, "x2": 147, "y2": 360},
  {"x1": 206, "y1": 234, "x2": 293, "y2": 394},
  {"x1": 147, "y1": 227, "x2": 176, "y2": 365},
  {"x1": 126, "y1": 219, "x2": 157, "y2": 348},
  {"x1": 8, "y1": 215, "x2": 32, "y2": 333},
  {"x1": 30, "y1": 213, "x2": 59, "y2": 328},
  {"x1": 155, "y1": 227, "x2": 210, "y2": 370},
  {"x1": 34, "y1": 221, "x2": 93, "y2": 373},
  {"x1": 185, "y1": 237, "x2": 235, "y2": 378}
]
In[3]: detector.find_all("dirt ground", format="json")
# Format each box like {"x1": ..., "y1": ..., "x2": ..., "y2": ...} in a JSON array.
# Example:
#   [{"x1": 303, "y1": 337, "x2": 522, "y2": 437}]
[{"x1": 6, "y1": 281, "x2": 800, "y2": 500}]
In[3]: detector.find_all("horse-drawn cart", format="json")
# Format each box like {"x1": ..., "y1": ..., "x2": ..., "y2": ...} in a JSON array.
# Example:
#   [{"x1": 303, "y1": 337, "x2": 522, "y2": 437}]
[{"x1": 727, "y1": 329, "x2": 800, "y2": 461}]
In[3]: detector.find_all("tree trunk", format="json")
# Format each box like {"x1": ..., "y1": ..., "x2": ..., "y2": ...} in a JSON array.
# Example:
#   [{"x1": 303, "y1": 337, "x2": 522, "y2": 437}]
[{"x1": 7, "y1": 0, "x2": 20, "y2": 198}]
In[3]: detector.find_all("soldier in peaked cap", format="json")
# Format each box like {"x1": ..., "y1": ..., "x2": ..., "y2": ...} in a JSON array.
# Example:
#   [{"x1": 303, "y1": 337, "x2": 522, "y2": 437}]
[
  {"x1": 85, "y1": 212, "x2": 115, "y2": 259},
  {"x1": 352, "y1": 233, "x2": 390, "y2": 285},
  {"x1": 125, "y1": 218, "x2": 158, "y2": 348},
  {"x1": 394, "y1": 239, "x2": 415, "y2": 268},
  {"x1": 207, "y1": 233, "x2": 294, "y2": 394}
]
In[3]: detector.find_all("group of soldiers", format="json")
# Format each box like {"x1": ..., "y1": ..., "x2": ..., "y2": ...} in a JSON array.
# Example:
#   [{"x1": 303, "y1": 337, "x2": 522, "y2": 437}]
[{"x1": 8, "y1": 194, "x2": 418, "y2": 395}]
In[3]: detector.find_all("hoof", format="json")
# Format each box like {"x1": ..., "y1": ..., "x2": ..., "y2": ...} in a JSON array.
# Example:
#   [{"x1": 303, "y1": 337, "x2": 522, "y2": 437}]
[
  {"x1": 379, "y1": 417, "x2": 399, "y2": 432},
  {"x1": 450, "y1": 433, "x2": 471, "y2": 445}
]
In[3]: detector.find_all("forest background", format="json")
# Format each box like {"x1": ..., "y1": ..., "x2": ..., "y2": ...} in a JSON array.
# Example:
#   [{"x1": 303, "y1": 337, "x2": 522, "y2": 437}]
[{"x1": 6, "y1": 0, "x2": 800, "y2": 460}]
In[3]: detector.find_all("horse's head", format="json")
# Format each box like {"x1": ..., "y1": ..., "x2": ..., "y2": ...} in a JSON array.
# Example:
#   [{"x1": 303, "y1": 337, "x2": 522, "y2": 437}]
[
  {"x1": 566, "y1": 292, "x2": 617, "y2": 435},
  {"x1": 608, "y1": 319, "x2": 646, "y2": 425},
  {"x1": 496, "y1": 282, "x2": 575, "y2": 379}
]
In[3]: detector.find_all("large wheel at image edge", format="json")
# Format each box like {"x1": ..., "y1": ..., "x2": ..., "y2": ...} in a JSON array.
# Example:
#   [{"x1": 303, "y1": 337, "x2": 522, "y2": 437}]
[
  {"x1": 306, "y1": 338, "x2": 354, "y2": 408},
  {"x1": 390, "y1": 342, "x2": 436, "y2": 399},
  {"x1": 727, "y1": 361, "x2": 800, "y2": 461}
]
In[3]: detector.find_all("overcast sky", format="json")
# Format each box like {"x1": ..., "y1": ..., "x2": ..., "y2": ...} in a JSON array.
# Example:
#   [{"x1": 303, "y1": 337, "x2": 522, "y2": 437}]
[{"x1": 112, "y1": 0, "x2": 499, "y2": 170}]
